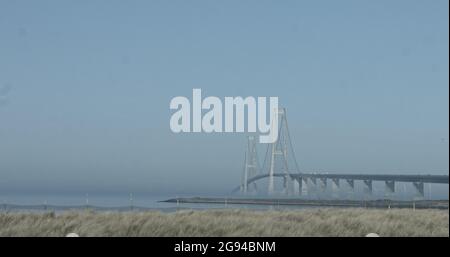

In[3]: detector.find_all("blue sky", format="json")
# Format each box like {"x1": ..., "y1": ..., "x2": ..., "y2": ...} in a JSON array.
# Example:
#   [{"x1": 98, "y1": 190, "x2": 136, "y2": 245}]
[{"x1": 0, "y1": 0, "x2": 448, "y2": 195}]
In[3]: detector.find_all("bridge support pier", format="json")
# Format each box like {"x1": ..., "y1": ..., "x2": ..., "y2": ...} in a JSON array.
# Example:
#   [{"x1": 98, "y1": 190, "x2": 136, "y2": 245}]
[
  {"x1": 301, "y1": 178, "x2": 308, "y2": 197},
  {"x1": 316, "y1": 178, "x2": 327, "y2": 198},
  {"x1": 309, "y1": 177, "x2": 318, "y2": 198},
  {"x1": 363, "y1": 180, "x2": 373, "y2": 195},
  {"x1": 331, "y1": 179, "x2": 340, "y2": 199},
  {"x1": 385, "y1": 180, "x2": 395, "y2": 198},
  {"x1": 293, "y1": 178, "x2": 301, "y2": 195},
  {"x1": 282, "y1": 175, "x2": 291, "y2": 195},
  {"x1": 413, "y1": 182, "x2": 425, "y2": 199},
  {"x1": 345, "y1": 179, "x2": 355, "y2": 199},
  {"x1": 319, "y1": 178, "x2": 327, "y2": 192},
  {"x1": 346, "y1": 179, "x2": 354, "y2": 189}
]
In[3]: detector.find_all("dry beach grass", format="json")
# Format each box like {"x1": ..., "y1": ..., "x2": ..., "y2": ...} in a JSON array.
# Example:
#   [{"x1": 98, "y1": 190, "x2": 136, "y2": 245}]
[{"x1": 0, "y1": 208, "x2": 448, "y2": 237}]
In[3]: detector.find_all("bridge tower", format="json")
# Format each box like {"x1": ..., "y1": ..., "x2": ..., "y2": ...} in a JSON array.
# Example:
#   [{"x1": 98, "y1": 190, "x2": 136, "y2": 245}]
[
  {"x1": 267, "y1": 108, "x2": 300, "y2": 195},
  {"x1": 241, "y1": 136, "x2": 260, "y2": 194}
]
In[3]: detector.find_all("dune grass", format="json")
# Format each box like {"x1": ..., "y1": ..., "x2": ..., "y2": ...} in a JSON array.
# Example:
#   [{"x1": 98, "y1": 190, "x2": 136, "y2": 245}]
[{"x1": 0, "y1": 208, "x2": 448, "y2": 237}]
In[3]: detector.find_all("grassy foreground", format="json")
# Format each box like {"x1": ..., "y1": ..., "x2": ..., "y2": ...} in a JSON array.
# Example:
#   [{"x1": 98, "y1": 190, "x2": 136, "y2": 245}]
[{"x1": 0, "y1": 208, "x2": 448, "y2": 237}]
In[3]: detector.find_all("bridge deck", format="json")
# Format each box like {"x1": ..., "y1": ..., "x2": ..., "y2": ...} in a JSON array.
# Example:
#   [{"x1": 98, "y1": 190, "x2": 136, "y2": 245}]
[
  {"x1": 233, "y1": 173, "x2": 449, "y2": 193},
  {"x1": 291, "y1": 173, "x2": 449, "y2": 184}
]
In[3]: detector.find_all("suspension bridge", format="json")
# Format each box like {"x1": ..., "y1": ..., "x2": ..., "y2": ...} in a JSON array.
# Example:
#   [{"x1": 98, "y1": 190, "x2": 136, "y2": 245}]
[{"x1": 233, "y1": 108, "x2": 449, "y2": 199}]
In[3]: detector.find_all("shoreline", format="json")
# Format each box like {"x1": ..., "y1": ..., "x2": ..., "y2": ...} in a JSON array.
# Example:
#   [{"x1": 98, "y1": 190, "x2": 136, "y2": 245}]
[{"x1": 162, "y1": 197, "x2": 449, "y2": 209}]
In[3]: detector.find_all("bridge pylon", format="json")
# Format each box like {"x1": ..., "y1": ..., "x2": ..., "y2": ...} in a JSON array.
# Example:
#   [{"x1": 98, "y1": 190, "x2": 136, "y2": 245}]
[
  {"x1": 241, "y1": 136, "x2": 260, "y2": 194},
  {"x1": 266, "y1": 108, "x2": 300, "y2": 196}
]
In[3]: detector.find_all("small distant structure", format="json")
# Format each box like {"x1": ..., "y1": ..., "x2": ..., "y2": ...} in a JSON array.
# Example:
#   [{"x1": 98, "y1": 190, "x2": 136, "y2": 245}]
[
  {"x1": 66, "y1": 233, "x2": 79, "y2": 237},
  {"x1": 365, "y1": 233, "x2": 380, "y2": 237}
]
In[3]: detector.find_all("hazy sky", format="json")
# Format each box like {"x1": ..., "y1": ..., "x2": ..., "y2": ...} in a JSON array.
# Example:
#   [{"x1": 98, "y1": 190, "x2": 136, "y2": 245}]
[{"x1": 0, "y1": 0, "x2": 448, "y2": 195}]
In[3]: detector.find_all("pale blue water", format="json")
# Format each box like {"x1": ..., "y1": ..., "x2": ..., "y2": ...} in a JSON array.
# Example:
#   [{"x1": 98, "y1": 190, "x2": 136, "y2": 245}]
[
  {"x1": 0, "y1": 193, "x2": 195, "y2": 210},
  {"x1": 0, "y1": 193, "x2": 321, "y2": 212},
  {"x1": 1, "y1": 188, "x2": 448, "y2": 212}
]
